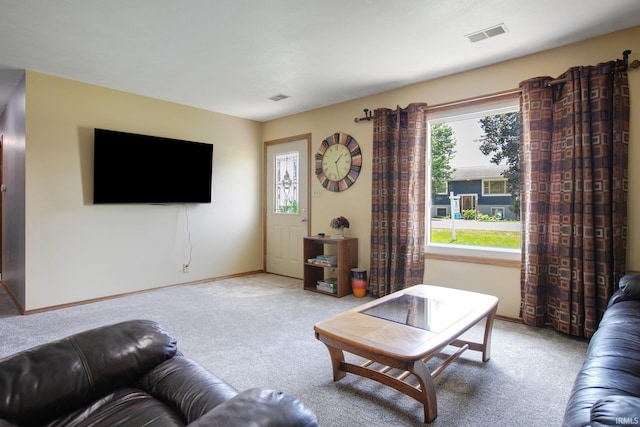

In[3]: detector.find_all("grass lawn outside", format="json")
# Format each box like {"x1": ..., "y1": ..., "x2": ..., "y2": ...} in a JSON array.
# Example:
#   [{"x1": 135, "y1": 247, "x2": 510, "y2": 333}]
[{"x1": 430, "y1": 228, "x2": 521, "y2": 249}]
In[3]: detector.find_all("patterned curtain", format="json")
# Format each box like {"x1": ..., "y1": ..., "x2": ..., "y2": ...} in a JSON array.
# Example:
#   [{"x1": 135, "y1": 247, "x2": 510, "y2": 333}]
[
  {"x1": 519, "y1": 61, "x2": 629, "y2": 338},
  {"x1": 369, "y1": 103, "x2": 427, "y2": 297}
]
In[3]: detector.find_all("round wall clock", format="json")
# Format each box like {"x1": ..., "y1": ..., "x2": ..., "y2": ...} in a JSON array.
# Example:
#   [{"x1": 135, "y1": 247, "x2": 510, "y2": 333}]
[{"x1": 315, "y1": 132, "x2": 362, "y2": 192}]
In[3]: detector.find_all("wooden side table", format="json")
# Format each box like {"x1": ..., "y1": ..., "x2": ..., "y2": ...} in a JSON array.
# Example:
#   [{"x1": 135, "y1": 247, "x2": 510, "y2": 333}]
[{"x1": 303, "y1": 236, "x2": 358, "y2": 297}]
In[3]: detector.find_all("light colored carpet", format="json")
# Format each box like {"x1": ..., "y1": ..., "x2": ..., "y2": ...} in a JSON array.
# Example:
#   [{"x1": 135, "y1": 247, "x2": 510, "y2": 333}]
[{"x1": 0, "y1": 274, "x2": 588, "y2": 426}]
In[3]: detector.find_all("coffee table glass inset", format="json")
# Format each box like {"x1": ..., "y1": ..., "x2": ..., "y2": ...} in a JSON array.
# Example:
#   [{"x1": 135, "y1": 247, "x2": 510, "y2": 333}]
[
  {"x1": 314, "y1": 285, "x2": 499, "y2": 423},
  {"x1": 361, "y1": 293, "x2": 474, "y2": 333}
]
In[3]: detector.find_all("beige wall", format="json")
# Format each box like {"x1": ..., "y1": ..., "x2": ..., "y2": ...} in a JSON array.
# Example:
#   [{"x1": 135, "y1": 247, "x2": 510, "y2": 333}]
[
  {"x1": 23, "y1": 72, "x2": 264, "y2": 311},
  {"x1": 6, "y1": 26, "x2": 639, "y2": 314},
  {"x1": 263, "y1": 26, "x2": 640, "y2": 318}
]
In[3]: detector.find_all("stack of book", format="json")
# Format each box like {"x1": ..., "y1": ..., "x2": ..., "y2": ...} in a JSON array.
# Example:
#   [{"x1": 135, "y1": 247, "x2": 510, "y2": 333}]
[
  {"x1": 316, "y1": 278, "x2": 338, "y2": 293},
  {"x1": 306, "y1": 255, "x2": 337, "y2": 267}
]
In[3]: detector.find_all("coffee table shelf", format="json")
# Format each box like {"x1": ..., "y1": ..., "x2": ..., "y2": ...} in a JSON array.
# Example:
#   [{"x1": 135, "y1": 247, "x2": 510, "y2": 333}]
[{"x1": 303, "y1": 236, "x2": 358, "y2": 297}]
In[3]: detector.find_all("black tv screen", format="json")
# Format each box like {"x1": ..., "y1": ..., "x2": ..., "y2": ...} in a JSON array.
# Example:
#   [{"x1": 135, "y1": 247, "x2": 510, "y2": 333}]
[{"x1": 93, "y1": 128, "x2": 213, "y2": 204}]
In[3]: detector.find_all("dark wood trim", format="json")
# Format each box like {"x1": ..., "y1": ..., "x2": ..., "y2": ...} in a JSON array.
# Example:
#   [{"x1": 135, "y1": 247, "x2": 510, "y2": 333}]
[
  {"x1": 1, "y1": 280, "x2": 24, "y2": 314},
  {"x1": 496, "y1": 314, "x2": 523, "y2": 323},
  {"x1": 0, "y1": 134, "x2": 3, "y2": 274}
]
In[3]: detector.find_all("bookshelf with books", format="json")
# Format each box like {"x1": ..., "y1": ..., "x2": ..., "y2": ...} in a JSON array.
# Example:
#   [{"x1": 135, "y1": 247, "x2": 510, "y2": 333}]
[{"x1": 303, "y1": 236, "x2": 358, "y2": 297}]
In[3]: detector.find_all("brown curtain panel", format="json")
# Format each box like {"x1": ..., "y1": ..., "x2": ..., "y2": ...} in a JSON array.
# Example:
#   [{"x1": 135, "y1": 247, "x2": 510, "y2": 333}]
[
  {"x1": 519, "y1": 61, "x2": 629, "y2": 338},
  {"x1": 369, "y1": 103, "x2": 427, "y2": 297}
]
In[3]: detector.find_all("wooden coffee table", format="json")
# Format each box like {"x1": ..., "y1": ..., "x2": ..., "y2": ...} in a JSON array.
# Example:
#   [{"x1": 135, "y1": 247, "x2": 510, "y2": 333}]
[{"x1": 314, "y1": 284, "x2": 499, "y2": 423}]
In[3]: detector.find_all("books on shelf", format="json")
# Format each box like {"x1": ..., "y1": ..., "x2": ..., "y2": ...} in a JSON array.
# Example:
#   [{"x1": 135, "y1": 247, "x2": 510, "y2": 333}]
[
  {"x1": 316, "y1": 278, "x2": 338, "y2": 293},
  {"x1": 306, "y1": 255, "x2": 337, "y2": 267}
]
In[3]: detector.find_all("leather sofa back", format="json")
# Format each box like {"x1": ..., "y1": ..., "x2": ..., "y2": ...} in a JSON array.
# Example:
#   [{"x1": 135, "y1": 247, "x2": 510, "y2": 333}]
[
  {"x1": 563, "y1": 297, "x2": 640, "y2": 426},
  {"x1": 0, "y1": 320, "x2": 177, "y2": 426}
]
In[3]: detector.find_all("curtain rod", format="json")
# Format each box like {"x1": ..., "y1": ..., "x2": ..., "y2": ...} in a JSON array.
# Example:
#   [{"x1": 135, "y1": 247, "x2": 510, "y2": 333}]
[
  {"x1": 354, "y1": 109, "x2": 374, "y2": 123},
  {"x1": 424, "y1": 89, "x2": 520, "y2": 113},
  {"x1": 547, "y1": 49, "x2": 637, "y2": 86},
  {"x1": 353, "y1": 88, "x2": 520, "y2": 122},
  {"x1": 354, "y1": 50, "x2": 637, "y2": 120}
]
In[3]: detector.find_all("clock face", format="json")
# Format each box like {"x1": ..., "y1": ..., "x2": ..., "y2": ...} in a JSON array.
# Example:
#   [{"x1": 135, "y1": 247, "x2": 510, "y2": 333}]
[
  {"x1": 322, "y1": 143, "x2": 351, "y2": 182},
  {"x1": 315, "y1": 133, "x2": 362, "y2": 192}
]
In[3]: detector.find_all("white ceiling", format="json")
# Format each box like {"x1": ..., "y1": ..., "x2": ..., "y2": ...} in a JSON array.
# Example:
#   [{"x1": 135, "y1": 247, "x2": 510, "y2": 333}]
[{"x1": 1, "y1": 0, "x2": 639, "y2": 122}]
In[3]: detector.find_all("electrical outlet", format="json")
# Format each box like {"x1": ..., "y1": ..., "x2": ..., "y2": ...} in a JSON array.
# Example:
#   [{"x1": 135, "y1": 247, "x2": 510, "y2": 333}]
[{"x1": 182, "y1": 264, "x2": 189, "y2": 273}]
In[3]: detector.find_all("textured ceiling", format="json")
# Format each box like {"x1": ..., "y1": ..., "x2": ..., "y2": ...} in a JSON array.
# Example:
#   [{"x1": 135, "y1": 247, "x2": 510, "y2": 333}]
[{"x1": 1, "y1": 0, "x2": 639, "y2": 121}]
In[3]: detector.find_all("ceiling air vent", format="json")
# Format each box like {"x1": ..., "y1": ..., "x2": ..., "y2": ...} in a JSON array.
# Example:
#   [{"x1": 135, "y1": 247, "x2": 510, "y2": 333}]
[
  {"x1": 268, "y1": 94, "x2": 290, "y2": 102},
  {"x1": 465, "y1": 23, "x2": 508, "y2": 43}
]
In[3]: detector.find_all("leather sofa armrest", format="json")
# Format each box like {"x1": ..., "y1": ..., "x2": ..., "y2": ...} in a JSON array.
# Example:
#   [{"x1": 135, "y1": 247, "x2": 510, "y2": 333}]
[
  {"x1": 186, "y1": 388, "x2": 319, "y2": 427},
  {"x1": 591, "y1": 395, "x2": 640, "y2": 426},
  {"x1": 608, "y1": 274, "x2": 640, "y2": 307},
  {"x1": 135, "y1": 356, "x2": 239, "y2": 424},
  {"x1": 610, "y1": 274, "x2": 640, "y2": 308},
  {"x1": 608, "y1": 289, "x2": 634, "y2": 308},
  {"x1": 619, "y1": 274, "x2": 640, "y2": 298}
]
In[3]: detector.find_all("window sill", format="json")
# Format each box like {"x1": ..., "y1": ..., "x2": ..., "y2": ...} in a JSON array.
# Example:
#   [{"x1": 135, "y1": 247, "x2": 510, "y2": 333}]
[{"x1": 425, "y1": 244, "x2": 520, "y2": 268}]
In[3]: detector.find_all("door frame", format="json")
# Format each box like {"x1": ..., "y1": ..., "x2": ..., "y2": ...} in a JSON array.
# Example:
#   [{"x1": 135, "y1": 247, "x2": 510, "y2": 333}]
[
  {"x1": 0, "y1": 134, "x2": 3, "y2": 274},
  {"x1": 263, "y1": 133, "x2": 312, "y2": 272}
]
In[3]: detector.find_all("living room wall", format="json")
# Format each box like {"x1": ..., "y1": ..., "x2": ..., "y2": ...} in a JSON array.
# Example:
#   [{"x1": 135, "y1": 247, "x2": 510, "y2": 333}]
[
  {"x1": 263, "y1": 26, "x2": 640, "y2": 318},
  {"x1": 20, "y1": 72, "x2": 264, "y2": 311},
  {"x1": 7, "y1": 27, "x2": 639, "y2": 315}
]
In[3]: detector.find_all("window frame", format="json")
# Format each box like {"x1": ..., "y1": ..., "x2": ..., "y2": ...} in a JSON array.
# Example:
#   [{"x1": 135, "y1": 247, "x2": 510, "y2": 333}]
[
  {"x1": 434, "y1": 181, "x2": 449, "y2": 195},
  {"x1": 482, "y1": 178, "x2": 509, "y2": 196},
  {"x1": 425, "y1": 90, "x2": 521, "y2": 263},
  {"x1": 490, "y1": 207, "x2": 506, "y2": 218},
  {"x1": 435, "y1": 207, "x2": 448, "y2": 218}
]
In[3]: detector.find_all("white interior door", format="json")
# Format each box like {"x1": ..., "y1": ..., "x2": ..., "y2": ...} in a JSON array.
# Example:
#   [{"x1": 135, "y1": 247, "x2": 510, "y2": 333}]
[{"x1": 265, "y1": 136, "x2": 309, "y2": 278}]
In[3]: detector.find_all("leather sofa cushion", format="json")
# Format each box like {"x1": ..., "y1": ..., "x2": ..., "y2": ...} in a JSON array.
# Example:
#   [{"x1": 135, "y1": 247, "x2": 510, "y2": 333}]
[
  {"x1": 563, "y1": 299, "x2": 640, "y2": 426},
  {"x1": 188, "y1": 388, "x2": 320, "y2": 427},
  {"x1": 0, "y1": 320, "x2": 177, "y2": 426},
  {"x1": 44, "y1": 388, "x2": 186, "y2": 427},
  {"x1": 591, "y1": 395, "x2": 640, "y2": 426},
  {"x1": 135, "y1": 356, "x2": 239, "y2": 423}
]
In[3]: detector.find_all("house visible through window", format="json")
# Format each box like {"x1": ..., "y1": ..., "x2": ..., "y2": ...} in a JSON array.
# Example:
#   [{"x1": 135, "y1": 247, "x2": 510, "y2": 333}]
[{"x1": 428, "y1": 95, "x2": 520, "y2": 252}]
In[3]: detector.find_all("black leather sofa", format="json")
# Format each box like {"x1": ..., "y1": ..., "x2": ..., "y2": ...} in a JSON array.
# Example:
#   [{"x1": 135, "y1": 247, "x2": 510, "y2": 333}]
[
  {"x1": 0, "y1": 319, "x2": 319, "y2": 427},
  {"x1": 563, "y1": 274, "x2": 640, "y2": 426}
]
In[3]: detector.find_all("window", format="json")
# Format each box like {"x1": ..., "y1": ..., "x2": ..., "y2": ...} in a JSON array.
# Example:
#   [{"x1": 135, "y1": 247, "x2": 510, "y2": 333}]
[
  {"x1": 428, "y1": 94, "x2": 520, "y2": 254},
  {"x1": 490, "y1": 207, "x2": 505, "y2": 219},
  {"x1": 434, "y1": 181, "x2": 448, "y2": 195},
  {"x1": 274, "y1": 151, "x2": 299, "y2": 214},
  {"x1": 483, "y1": 179, "x2": 508, "y2": 196}
]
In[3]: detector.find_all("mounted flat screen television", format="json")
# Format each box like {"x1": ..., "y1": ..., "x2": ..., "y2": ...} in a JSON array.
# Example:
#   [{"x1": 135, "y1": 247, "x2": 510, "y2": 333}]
[{"x1": 93, "y1": 128, "x2": 213, "y2": 204}]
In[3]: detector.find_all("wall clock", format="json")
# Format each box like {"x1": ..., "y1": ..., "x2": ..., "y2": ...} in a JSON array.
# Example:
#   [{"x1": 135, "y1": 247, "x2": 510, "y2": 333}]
[{"x1": 315, "y1": 132, "x2": 362, "y2": 192}]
